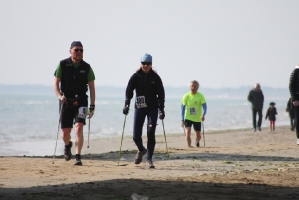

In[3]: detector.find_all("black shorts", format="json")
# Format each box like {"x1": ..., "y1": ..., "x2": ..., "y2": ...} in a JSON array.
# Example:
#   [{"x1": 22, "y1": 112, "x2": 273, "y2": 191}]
[
  {"x1": 60, "y1": 97, "x2": 88, "y2": 129},
  {"x1": 184, "y1": 120, "x2": 201, "y2": 131}
]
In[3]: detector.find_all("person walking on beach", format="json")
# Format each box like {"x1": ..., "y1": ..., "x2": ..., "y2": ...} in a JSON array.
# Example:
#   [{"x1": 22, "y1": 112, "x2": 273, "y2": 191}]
[
  {"x1": 286, "y1": 97, "x2": 296, "y2": 131},
  {"x1": 181, "y1": 80, "x2": 207, "y2": 148},
  {"x1": 265, "y1": 102, "x2": 277, "y2": 132},
  {"x1": 289, "y1": 64, "x2": 299, "y2": 145},
  {"x1": 53, "y1": 41, "x2": 96, "y2": 165},
  {"x1": 123, "y1": 53, "x2": 165, "y2": 169},
  {"x1": 247, "y1": 83, "x2": 264, "y2": 132}
]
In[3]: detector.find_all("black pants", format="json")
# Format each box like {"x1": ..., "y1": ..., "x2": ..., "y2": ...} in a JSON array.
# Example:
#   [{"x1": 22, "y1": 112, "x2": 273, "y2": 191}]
[
  {"x1": 294, "y1": 107, "x2": 299, "y2": 138},
  {"x1": 133, "y1": 107, "x2": 158, "y2": 160},
  {"x1": 252, "y1": 109, "x2": 262, "y2": 129}
]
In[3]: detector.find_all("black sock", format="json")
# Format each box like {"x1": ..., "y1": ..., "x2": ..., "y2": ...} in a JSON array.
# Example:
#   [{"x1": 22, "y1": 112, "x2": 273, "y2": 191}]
[{"x1": 65, "y1": 142, "x2": 71, "y2": 148}]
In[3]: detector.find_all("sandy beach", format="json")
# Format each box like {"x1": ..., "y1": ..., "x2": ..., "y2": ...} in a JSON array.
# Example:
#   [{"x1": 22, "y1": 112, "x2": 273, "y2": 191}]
[{"x1": 0, "y1": 126, "x2": 299, "y2": 200}]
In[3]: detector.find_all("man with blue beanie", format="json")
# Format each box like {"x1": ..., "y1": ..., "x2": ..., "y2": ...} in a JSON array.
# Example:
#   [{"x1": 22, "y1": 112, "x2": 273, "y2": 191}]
[{"x1": 123, "y1": 53, "x2": 165, "y2": 169}]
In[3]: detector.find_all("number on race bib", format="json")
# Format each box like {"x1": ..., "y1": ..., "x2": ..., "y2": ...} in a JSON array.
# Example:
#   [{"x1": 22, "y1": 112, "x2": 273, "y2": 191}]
[
  {"x1": 78, "y1": 107, "x2": 87, "y2": 118},
  {"x1": 189, "y1": 107, "x2": 196, "y2": 115},
  {"x1": 136, "y1": 96, "x2": 147, "y2": 108}
]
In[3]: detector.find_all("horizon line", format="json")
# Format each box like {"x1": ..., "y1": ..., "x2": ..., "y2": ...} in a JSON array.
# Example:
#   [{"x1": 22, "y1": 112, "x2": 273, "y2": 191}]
[{"x1": 0, "y1": 84, "x2": 288, "y2": 90}]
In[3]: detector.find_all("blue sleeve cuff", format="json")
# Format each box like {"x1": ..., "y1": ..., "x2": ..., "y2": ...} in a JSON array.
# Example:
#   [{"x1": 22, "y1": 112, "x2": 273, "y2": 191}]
[
  {"x1": 181, "y1": 104, "x2": 185, "y2": 121},
  {"x1": 202, "y1": 103, "x2": 207, "y2": 116}
]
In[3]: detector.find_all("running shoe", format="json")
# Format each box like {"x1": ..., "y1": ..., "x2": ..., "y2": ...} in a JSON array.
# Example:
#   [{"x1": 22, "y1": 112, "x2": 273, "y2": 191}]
[
  {"x1": 253, "y1": 128, "x2": 256, "y2": 132},
  {"x1": 64, "y1": 141, "x2": 73, "y2": 161},
  {"x1": 134, "y1": 148, "x2": 147, "y2": 164},
  {"x1": 297, "y1": 139, "x2": 299, "y2": 145},
  {"x1": 195, "y1": 141, "x2": 200, "y2": 147},
  {"x1": 74, "y1": 154, "x2": 83, "y2": 166},
  {"x1": 145, "y1": 159, "x2": 155, "y2": 169},
  {"x1": 258, "y1": 127, "x2": 262, "y2": 131}
]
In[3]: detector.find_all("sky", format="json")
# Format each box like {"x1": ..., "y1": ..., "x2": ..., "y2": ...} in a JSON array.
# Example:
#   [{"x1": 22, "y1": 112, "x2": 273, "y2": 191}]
[{"x1": 0, "y1": 0, "x2": 298, "y2": 89}]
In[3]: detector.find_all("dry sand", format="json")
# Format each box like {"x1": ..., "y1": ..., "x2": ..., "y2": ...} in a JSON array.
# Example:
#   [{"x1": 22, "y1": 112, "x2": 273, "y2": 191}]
[{"x1": 0, "y1": 126, "x2": 299, "y2": 200}]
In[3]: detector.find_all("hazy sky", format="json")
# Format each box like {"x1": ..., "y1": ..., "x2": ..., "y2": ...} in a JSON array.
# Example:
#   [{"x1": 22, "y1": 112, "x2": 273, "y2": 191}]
[{"x1": 1, "y1": 0, "x2": 298, "y2": 88}]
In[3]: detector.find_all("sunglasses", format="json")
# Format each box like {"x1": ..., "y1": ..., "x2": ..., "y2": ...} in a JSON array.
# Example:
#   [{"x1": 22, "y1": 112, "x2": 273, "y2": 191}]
[
  {"x1": 74, "y1": 49, "x2": 84, "y2": 53},
  {"x1": 141, "y1": 62, "x2": 152, "y2": 65}
]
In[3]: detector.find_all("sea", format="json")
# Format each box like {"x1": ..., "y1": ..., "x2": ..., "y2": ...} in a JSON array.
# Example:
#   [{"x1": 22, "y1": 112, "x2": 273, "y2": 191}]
[{"x1": 0, "y1": 86, "x2": 291, "y2": 156}]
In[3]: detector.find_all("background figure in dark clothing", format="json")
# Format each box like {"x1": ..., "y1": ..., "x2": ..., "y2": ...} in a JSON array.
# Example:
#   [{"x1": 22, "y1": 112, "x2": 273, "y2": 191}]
[
  {"x1": 265, "y1": 102, "x2": 277, "y2": 132},
  {"x1": 289, "y1": 65, "x2": 299, "y2": 145},
  {"x1": 247, "y1": 83, "x2": 264, "y2": 132},
  {"x1": 123, "y1": 53, "x2": 165, "y2": 169},
  {"x1": 286, "y1": 98, "x2": 295, "y2": 131}
]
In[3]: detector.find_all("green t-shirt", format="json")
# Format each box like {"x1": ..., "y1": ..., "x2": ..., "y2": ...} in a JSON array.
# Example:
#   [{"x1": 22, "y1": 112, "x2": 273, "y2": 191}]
[
  {"x1": 54, "y1": 63, "x2": 95, "y2": 82},
  {"x1": 182, "y1": 92, "x2": 206, "y2": 122}
]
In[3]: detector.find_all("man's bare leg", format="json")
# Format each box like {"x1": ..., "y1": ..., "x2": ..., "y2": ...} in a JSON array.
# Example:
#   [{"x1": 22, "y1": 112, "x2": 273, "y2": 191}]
[
  {"x1": 75, "y1": 122, "x2": 84, "y2": 154},
  {"x1": 185, "y1": 127, "x2": 192, "y2": 147},
  {"x1": 195, "y1": 131, "x2": 201, "y2": 143}
]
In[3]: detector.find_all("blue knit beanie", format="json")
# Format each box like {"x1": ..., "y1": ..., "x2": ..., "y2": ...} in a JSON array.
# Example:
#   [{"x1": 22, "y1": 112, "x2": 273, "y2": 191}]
[{"x1": 141, "y1": 53, "x2": 152, "y2": 62}]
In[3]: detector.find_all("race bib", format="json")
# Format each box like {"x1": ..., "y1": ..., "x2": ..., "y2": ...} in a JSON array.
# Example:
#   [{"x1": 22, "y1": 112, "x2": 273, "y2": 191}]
[
  {"x1": 136, "y1": 96, "x2": 147, "y2": 108},
  {"x1": 78, "y1": 107, "x2": 87, "y2": 118},
  {"x1": 189, "y1": 107, "x2": 196, "y2": 115}
]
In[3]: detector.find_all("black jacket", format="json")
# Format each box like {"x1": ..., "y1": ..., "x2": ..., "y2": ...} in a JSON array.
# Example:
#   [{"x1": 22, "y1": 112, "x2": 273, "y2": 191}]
[
  {"x1": 125, "y1": 68, "x2": 165, "y2": 111},
  {"x1": 289, "y1": 67, "x2": 299, "y2": 102},
  {"x1": 247, "y1": 89, "x2": 264, "y2": 110},
  {"x1": 265, "y1": 107, "x2": 277, "y2": 121}
]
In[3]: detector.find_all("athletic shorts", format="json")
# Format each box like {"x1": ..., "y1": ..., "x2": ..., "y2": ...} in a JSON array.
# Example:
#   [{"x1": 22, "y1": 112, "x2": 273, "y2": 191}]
[
  {"x1": 60, "y1": 97, "x2": 88, "y2": 129},
  {"x1": 184, "y1": 119, "x2": 201, "y2": 131}
]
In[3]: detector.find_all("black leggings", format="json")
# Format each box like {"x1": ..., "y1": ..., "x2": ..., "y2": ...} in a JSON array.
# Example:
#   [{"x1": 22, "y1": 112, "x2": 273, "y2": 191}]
[{"x1": 133, "y1": 108, "x2": 158, "y2": 160}]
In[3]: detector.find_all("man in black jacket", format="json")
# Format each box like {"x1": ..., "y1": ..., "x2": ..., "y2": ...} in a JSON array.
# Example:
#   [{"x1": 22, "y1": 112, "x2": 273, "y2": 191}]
[
  {"x1": 53, "y1": 41, "x2": 96, "y2": 165},
  {"x1": 123, "y1": 53, "x2": 165, "y2": 169},
  {"x1": 289, "y1": 65, "x2": 299, "y2": 145},
  {"x1": 247, "y1": 83, "x2": 264, "y2": 132}
]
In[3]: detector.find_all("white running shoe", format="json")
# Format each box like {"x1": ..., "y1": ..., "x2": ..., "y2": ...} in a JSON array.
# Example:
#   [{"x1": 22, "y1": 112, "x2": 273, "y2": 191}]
[{"x1": 297, "y1": 139, "x2": 299, "y2": 145}]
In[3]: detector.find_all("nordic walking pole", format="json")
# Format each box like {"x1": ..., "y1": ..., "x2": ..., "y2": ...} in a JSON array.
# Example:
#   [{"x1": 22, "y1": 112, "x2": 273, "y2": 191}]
[
  {"x1": 87, "y1": 118, "x2": 90, "y2": 148},
  {"x1": 52, "y1": 103, "x2": 63, "y2": 164},
  {"x1": 162, "y1": 119, "x2": 169, "y2": 158},
  {"x1": 118, "y1": 115, "x2": 127, "y2": 166},
  {"x1": 203, "y1": 121, "x2": 205, "y2": 148}
]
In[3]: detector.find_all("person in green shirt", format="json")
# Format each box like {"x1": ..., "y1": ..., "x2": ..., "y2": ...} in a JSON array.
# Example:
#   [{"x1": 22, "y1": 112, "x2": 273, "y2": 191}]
[
  {"x1": 181, "y1": 80, "x2": 207, "y2": 147},
  {"x1": 53, "y1": 41, "x2": 96, "y2": 166}
]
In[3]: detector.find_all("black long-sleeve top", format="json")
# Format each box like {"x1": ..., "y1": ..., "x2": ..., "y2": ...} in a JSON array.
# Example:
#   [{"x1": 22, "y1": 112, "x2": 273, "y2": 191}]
[
  {"x1": 289, "y1": 67, "x2": 299, "y2": 102},
  {"x1": 125, "y1": 68, "x2": 165, "y2": 111}
]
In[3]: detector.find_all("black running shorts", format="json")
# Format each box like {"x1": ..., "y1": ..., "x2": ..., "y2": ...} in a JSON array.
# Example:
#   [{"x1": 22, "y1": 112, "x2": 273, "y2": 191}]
[
  {"x1": 184, "y1": 119, "x2": 202, "y2": 131},
  {"x1": 60, "y1": 98, "x2": 88, "y2": 129}
]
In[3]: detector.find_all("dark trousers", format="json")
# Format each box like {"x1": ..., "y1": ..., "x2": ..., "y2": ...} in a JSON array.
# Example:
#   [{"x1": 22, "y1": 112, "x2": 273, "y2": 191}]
[
  {"x1": 294, "y1": 107, "x2": 299, "y2": 138},
  {"x1": 252, "y1": 109, "x2": 262, "y2": 129},
  {"x1": 290, "y1": 116, "x2": 295, "y2": 131},
  {"x1": 133, "y1": 108, "x2": 158, "y2": 160}
]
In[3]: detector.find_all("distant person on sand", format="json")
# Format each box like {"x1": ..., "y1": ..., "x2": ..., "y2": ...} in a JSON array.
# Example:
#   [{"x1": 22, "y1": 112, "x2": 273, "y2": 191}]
[
  {"x1": 53, "y1": 41, "x2": 96, "y2": 165},
  {"x1": 286, "y1": 97, "x2": 295, "y2": 131},
  {"x1": 123, "y1": 53, "x2": 165, "y2": 169},
  {"x1": 247, "y1": 83, "x2": 264, "y2": 132},
  {"x1": 181, "y1": 80, "x2": 207, "y2": 148},
  {"x1": 265, "y1": 102, "x2": 277, "y2": 132},
  {"x1": 289, "y1": 64, "x2": 299, "y2": 145}
]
